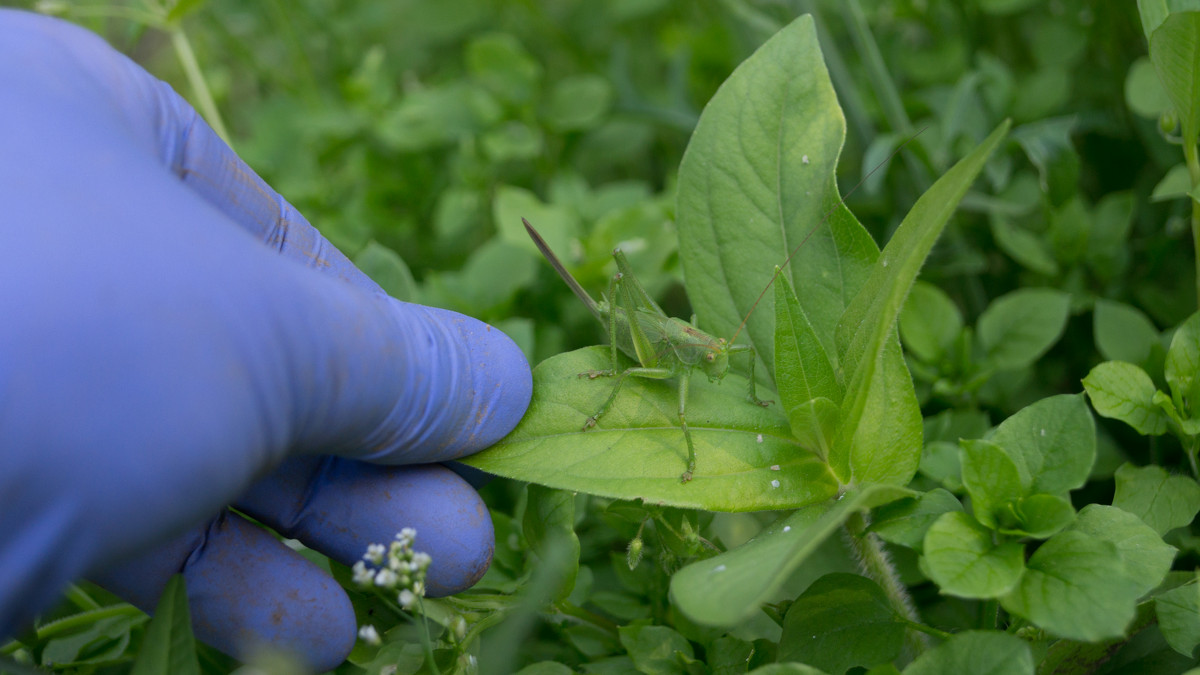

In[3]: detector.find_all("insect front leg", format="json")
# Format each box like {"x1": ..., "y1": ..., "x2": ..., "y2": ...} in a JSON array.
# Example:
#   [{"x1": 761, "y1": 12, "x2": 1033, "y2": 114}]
[
  {"x1": 729, "y1": 344, "x2": 773, "y2": 407},
  {"x1": 583, "y1": 366, "x2": 674, "y2": 431}
]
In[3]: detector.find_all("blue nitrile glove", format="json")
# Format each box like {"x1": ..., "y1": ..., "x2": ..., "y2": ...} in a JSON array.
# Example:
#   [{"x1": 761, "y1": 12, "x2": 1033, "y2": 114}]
[{"x1": 0, "y1": 9, "x2": 531, "y2": 670}]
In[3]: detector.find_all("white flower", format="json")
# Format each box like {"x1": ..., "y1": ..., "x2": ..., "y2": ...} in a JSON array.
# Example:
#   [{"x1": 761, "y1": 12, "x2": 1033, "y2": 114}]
[
  {"x1": 374, "y1": 568, "x2": 399, "y2": 588},
  {"x1": 412, "y1": 552, "x2": 432, "y2": 569},
  {"x1": 352, "y1": 561, "x2": 374, "y2": 587},
  {"x1": 398, "y1": 589, "x2": 417, "y2": 610},
  {"x1": 365, "y1": 543, "x2": 386, "y2": 565},
  {"x1": 357, "y1": 624, "x2": 381, "y2": 646},
  {"x1": 412, "y1": 581, "x2": 425, "y2": 597},
  {"x1": 399, "y1": 527, "x2": 417, "y2": 540}
]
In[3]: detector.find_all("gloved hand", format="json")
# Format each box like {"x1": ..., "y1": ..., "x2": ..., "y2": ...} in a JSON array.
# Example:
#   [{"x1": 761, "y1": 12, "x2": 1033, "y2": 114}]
[{"x1": 0, "y1": 9, "x2": 531, "y2": 671}]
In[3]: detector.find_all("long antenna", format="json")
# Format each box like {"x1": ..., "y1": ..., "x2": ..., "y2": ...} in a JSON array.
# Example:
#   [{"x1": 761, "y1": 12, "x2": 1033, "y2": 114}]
[{"x1": 728, "y1": 128, "x2": 927, "y2": 344}]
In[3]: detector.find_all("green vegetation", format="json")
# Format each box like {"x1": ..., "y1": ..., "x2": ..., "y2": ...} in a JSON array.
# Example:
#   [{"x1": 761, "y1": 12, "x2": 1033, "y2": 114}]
[{"x1": 11, "y1": 0, "x2": 1200, "y2": 673}]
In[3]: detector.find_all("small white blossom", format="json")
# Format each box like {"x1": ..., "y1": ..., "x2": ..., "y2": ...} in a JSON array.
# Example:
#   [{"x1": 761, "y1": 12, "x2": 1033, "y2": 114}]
[
  {"x1": 374, "y1": 568, "x2": 398, "y2": 588},
  {"x1": 412, "y1": 552, "x2": 432, "y2": 569},
  {"x1": 352, "y1": 561, "x2": 374, "y2": 587},
  {"x1": 398, "y1": 589, "x2": 417, "y2": 610},
  {"x1": 412, "y1": 581, "x2": 425, "y2": 597},
  {"x1": 365, "y1": 543, "x2": 386, "y2": 565},
  {"x1": 358, "y1": 624, "x2": 381, "y2": 646}
]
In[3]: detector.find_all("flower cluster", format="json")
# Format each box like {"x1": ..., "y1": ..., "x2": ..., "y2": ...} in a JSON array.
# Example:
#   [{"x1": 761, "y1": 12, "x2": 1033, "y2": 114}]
[{"x1": 352, "y1": 528, "x2": 433, "y2": 611}]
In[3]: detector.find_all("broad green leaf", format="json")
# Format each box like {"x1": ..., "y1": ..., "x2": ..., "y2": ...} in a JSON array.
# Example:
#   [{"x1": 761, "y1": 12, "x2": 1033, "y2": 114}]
[
  {"x1": 354, "y1": 240, "x2": 417, "y2": 302},
  {"x1": 1094, "y1": 299, "x2": 1161, "y2": 365},
  {"x1": 774, "y1": 273, "x2": 840, "y2": 456},
  {"x1": 1069, "y1": 505, "x2": 1175, "y2": 597},
  {"x1": 1152, "y1": 164, "x2": 1194, "y2": 201},
  {"x1": 989, "y1": 215, "x2": 1059, "y2": 276},
  {"x1": 1150, "y1": 12, "x2": 1200, "y2": 148},
  {"x1": 869, "y1": 488, "x2": 963, "y2": 551},
  {"x1": 523, "y1": 485, "x2": 581, "y2": 603},
  {"x1": 777, "y1": 574, "x2": 906, "y2": 673},
  {"x1": 959, "y1": 439, "x2": 1025, "y2": 529},
  {"x1": 977, "y1": 288, "x2": 1071, "y2": 370},
  {"x1": 899, "y1": 281, "x2": 964, "y2": 362},
  {"x1": 1011, "y1": 118, "x2": 1078, "y2": 206},
  {"x1": 1113, "y1": 462, "x2": 1200, "y2": 535},
  {"x1": 1157, "y1": 574, "x2": 1200, "y2": 657},
  {"x1": 1139, "y1": 0, "x2": 1200, "y2": 38},
  {"x1": 669, "y1": 485, "x2": 911, "y2": 626},
  {"x1": 902, "y1": 631, "x2": 1033, "y2": 675},
  {"x1": 618, "y1": 624, "x2": 694, "y2": 675},
  {"x1": 129, "y1": 575, "x2": 200, "y2": 675},
  {"x1": 989, "y1": 394, "x2": 1095, "y2": 497},
  {"x1": 466, "y1": 33, "x2": 541, "y2": 104},
  {"x1": 676, "y1": 14, "x2": 876, "y2": 386},
  {"x1": 1083, "y1": 361, "x2": 1170, "y2": 435},
  {"x1": 1000, "y1": 531, "x2": 1141, "y2": 641},
  {"x1": 708, "y1": 636, "x2": 755, "y2": 675},
  {"x1": 921, "y1": 511, "x2": 1025, "y2": 599},
  {"x1": 832, "y1": 122, "x2": 1008, "y2": 485},
  {"x1": 996, "y1": 493, "x2": 1075, "y2": 538},
  {"x1": 464, "y1": 347, "x2": 840, "y2": 511},
  {"x1": 1166, "y1": 311, "x2": 1200, "y2": 413}
]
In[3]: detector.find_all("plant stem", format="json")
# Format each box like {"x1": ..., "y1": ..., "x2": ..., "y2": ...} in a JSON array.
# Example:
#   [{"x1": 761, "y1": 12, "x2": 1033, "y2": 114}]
[
  {"x1": 415, "y1": 596, "x2": 442, "y2": 675},
  {"x1": 980, "y1": 598, "x2": 1000, "y2": 630},
  {"x1": 169, "y1": 26, "x2": 233, "y2": 146},
  {"x1": 844, "y1": 512, "x2": 929, "y2": 656},
  {"x1": 1187, "y1": 139, "x2": 1200, "y2": 308}
]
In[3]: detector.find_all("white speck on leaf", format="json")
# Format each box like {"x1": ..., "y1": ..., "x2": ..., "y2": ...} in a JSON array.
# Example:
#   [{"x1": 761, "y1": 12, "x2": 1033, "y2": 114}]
[
  {"x1": 1040, "y1": 428, "x2": 1046, "y2": 436},
  {"x1": 714, "y1": 564, "x2": 726, "y2": 572},
  {"x1": 770, "y1": 479, "x2": 780, "y2": 488},
  {"x1": 783, "y1": 525, "x2": 791, "y2": 532},
  {"x1": 757, "y1": 433, "x2": 764, "y2": 443},
  {"x1": 802, "y1": 154, "x2": 810, "y2": 164},
  {"x1": 770, "y1": 464, "x2": 780, "y2": 471}
]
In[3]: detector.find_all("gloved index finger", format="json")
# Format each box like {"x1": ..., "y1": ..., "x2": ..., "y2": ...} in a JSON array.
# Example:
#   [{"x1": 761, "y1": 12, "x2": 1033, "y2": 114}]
[{"x1": 46, "y1": 13, "x2": 383, "y2": 295}]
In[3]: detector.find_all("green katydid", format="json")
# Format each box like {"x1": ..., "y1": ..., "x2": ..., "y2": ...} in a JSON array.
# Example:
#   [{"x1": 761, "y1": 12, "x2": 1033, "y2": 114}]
[{"x1": 523, "y1": 132, "x2": 923, "y2": 483}]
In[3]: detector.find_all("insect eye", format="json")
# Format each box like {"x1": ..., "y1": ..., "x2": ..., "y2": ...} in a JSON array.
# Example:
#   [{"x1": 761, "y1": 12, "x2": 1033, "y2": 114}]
[{"x1": 705, "y1": 353, "x2": 715, "y2": 362}]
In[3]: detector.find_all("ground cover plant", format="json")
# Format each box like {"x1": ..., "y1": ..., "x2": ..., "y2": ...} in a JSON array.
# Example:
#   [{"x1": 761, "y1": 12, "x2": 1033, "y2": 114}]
[{"x1": 7, "y1": 0, "x2": 1200, "y2": 673}]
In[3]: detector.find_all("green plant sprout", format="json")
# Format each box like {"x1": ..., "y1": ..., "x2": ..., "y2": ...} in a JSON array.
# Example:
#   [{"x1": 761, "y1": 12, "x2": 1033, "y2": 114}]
[{"x1": 523, "y1": 217, "x2": 770, "y2": 483}]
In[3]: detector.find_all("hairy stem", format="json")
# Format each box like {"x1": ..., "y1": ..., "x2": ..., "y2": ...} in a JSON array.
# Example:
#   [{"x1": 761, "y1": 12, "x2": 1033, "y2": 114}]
[{"x1": 844, "y1": 512, "x2": 929, "y2": 656}]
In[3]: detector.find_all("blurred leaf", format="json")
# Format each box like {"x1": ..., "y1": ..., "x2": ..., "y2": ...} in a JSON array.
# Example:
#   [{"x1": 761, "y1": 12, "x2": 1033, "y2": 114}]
[
  {"x1": 1112, "y1": 462, "x2": 1200, "y2": 534},
  {"x1": 902, "y1": 631, "x2": 1033, "y2": 675},
  {"x1": 494, "y1": 185, "x2": 580, "y2": 257},
  {"x1": 1126, "y1": 56, "x2": 1175, "y2": 118},
  {"x1": 921, "y1": 511, "x2": 1024, "y2": 598},
  {"x1": 1149, "y1": 12, "x2": 1200, "y2": 147},
  {"x1": 1152, "y1": 164, "x2": 1193, "y2": 201},
  {"x1": 354, "y1": 240, "x2": 417, "y2": 302},
  {"x1": 1000, "y1": 531, "x2": 1140, "y2": 641},
  {"x1": 668, "y1": 485, "x2": 911, "y2": 627},
  {"x1": 1011, "y1": 67, "x2": 1070, "y2": 125},
  {"x1": 1048, "y1": 197, "x2": 1089, "y2": 266},
  {"x1": 1157, "y1": 574, "x2": 1200, "y2": 657},
  {"x1": 165, "y1": 0, "x2": 207, "y2": 24},
  {"x1": 378, "y1": 83, "x2": 501, "y2": 151},
  {"x1": 130, "y1": 575, "x2": 199, "y2": 675},
  {"x1": 1084, "y1": 361, "x2": 1170, "y2": 435},
  {"x1": 989, "y1": 215, "x2": 1059, "y2": 276},
  {"x1": 1094, "y1": 299, "x2": 1160, "y2": 365},
  {"x1": 618, "y1": 624, "x2": 693, "y2": 675},
  {"x1": 482, "y1": 122, "x2": 544, "y2": 162},
  {"x1": 978, "y1": 0, "x2": 1040, "y2": 15},
  {"x1": 869, "y1": 488, "x2": 962, "y2": 551},
  {"x1": 466, "y1": 33, "x2": 542, "y2": 104},
  {"x1": 1011, "y1": 117, "x2": 1078, "y2": 206},
  {"x1": 899, "y1": 281, "x2": 964, "y2": 362},
  {"x1": 777, "y1": 574, "x2": 906, "y2": 673},
  {"x1": 545, "y1": 75, "x2": 614, "y2": 132},
  {"x1": 523, "y1": 485, "x2": 581, "y2": 603},
  {"x1": 977, "y1": 288, "x2": 1071, "y2": 370}
]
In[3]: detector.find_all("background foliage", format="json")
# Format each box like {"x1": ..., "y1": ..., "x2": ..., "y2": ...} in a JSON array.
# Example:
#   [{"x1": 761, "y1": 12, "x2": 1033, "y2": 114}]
[{"x1": 7, "y1": 0, "x2": 1200, "y2": 674}]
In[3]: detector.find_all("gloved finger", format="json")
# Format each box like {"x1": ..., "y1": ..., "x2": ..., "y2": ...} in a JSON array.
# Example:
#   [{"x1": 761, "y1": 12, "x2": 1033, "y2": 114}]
[
  {"x1": 236, "y1": 458, "x2": 494, "y2": 596},
  {"x1": 7, "y1": 10, "x2": 380, "y2": 295},
  {"x1": 90, "y1": 512, "x2": 357, "y2": 673}
]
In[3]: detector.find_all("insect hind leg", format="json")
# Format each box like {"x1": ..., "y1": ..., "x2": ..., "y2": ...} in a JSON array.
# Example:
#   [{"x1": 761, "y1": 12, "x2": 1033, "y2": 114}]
[{"x1": 582, "y1": 366, "x2": 674, "y2": 432}]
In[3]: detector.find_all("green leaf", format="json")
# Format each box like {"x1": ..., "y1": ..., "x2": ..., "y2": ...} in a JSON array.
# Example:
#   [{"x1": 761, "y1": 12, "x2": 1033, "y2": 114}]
[
  {"x1": 707, "y1": 636, "x2": 755, "y2": 675},
  {"x1": 1011, "y1": 118, "x2": 1078, "y2": 206},
  {"x1": 1157, "y1": 574, "x2": 1200, "y2": 657},
  {"x1": 1126, "y1": 56, "x2": 1176, "y2": 118},
  {"x1": 165, "y1": 0, "x2": 207, "y2": 24},
  {"x1": 869, "y1": 488, "x2": 963, "y2": 551},
  {"x1": 1113, "y1": 462, "x2": 1200, "y2": 535},
  {"x1": 899, "y1": 281, "x2": 964, "y2": 362},
  {"x1": 1083, "y1": 361, "x2": 1170, "y2": 435},
  {"x1": 378, "y1": 83, "x2": 501, "y2": 152},
  {"x1": 1139, "y1": 0, "x2": 1200, "y2": 39},
  {"x1": 130, "y1": 575, "x2": 200, "y2": 675},
  {"x1": 515, "y1": 662, "x2": 576, "y2": 675},
  {"x1": 669, "y1": 485, "x2": 911, "y2": 627},
  {"x1": 618, "y1": 624, "x2": 694, "y2": 675},
  {"x1": 466, "y1": 33, "x2": 541, "y2": 104},
  {"x1": 774, "y1": 273, "x2": 841, "y2": 456},
  {"x1": 354, "y1": 240, "x2": 417, "y2": 302},
  {"x1": 777, "y1": 574, "x2": 906, "y2": 673},
  {"x1": 902, "y1": 631, "x2": 1033, "y2": 675},
  {"x1": 977, "y1": 288, "x2": 1071, "y2": 370},
  {"x1": 1151, "y1": 164, "x2": 1194, "y2": 201},
  {"x1": 959, "y1": 440, "x2": 1025, "y2": 529},
  {"x1": 1000, "y1": 531, "x2": 1141, "y2": 641},
  {"x1": 833, "y1": 122, "x2": 1008, "y2": 485},
  {"x1": 464, "y1": 347, "x2": 840, "y2": 511},
  {"x1": 494, "y1": 185, "x2": 580, "y2": 257},
  {"x1": 1069, "y1": 504, "x2": 1176, "y2": 597},
  {"x1": 676, "y1": 14, "x2": 874, "y2": 387},
  {"x1": 996, "y1": 493, "x2": 1075, "y2": 538},
  {"x1": 544, "y1": 75, "x2": 614, "y2": 132},
  {"x1": 1166, "y1": 311, "x2": 1200, "y2": 414},
  {"x1": 1150, "y1": 12, "x2": 1200, "y2": 148},
  {"x1": 523, "y1": 485, "x2": 581, "y2": 602},
  {"x1": 1094, "y1": 299, "x2": 1161, "y2": 365},
  {"x1": 921, "y1": 511, "x2": 1025, "y2": 599},
  {"x1": 989, "y1": 394, "x2": 1095, "y2": 497},
  {"x1": 747, "y1": 665, "x2": 830, "y2": 675},
  {"x1": 989, "y1": 215, "x2": 1059, "y2": 276}
]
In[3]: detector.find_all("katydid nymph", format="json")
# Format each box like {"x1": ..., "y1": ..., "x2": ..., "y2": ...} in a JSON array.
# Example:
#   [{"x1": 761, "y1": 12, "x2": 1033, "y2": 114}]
[
  {"x1": 522, "y1": 131, "x2": 922, "y2": 483},
  {"x1": 523, "y1": 218, "x2": 769, "y2": 483}
]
